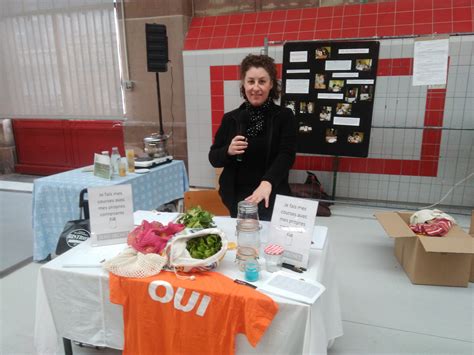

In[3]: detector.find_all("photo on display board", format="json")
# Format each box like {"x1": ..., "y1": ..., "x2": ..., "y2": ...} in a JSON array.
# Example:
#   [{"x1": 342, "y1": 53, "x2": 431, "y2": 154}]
[
  {"x1": 315, "y1": 46, "x2": 331, "y2": 59},
  {"x1": 325, "y1": 128, "x2": 338, "y2": 143},
  {"x1": 314, "y1": 73, "x2": 326, "y2": 89},
  {"x1": 348, "y1": 131, "x2": 364, "y2": 144},
  {"x1": 345, "y1": 86, "x2": 359, "y2": 103},
  {"x1": 299, "y1": 101, "x2": 315, "y2": 114},
  {"x1": 281, "y1": 40, "x2": 379, "y2": 158},
  {"x1": 328, "y1": 80, "x2": 344, "y2": 92},
  {"x1": 319, "y1": 106, "x2": 332, "y2": 121},
  {"x1": 336, "y1": 103, "x2": 352, "y2": 116},
  {"x1": 299, "y1": 121, "x2": 313, "y2": 133},
  {"x1": 285, "y1": 100, "x2": 296, "y2": 114},
  {"x1": 355, "y1": 59, "x2": 372, "y2": 71},
  {"x1": 360, "y1": 85, "x2": 373, "y2": 101}
]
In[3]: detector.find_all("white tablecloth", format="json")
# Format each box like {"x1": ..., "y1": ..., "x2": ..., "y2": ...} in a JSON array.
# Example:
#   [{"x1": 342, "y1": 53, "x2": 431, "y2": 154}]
[{"x1": 34, "y1": 213, "x2": 343, "y2": 354}]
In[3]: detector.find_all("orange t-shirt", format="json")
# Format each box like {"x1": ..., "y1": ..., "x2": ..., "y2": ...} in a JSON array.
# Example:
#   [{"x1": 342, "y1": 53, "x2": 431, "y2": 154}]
[{"x1": 109, "y1": 271, "x2": 278, "y2": 355}]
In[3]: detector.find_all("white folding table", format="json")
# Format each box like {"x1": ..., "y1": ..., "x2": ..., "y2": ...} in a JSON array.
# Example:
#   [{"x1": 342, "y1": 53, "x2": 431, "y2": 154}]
[{"x1": 34, "y1": 212, "x2": 343, "y2": 354}]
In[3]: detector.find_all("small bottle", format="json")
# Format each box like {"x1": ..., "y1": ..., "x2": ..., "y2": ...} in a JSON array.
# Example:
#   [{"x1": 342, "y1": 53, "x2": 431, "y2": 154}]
[
  {"x1": 110, "y1": 147, "x2": 121, "y2": 175},
  {"x1": 126, "y1": 149, "x2": 135, "y2": 173},
  {"x1": 118, "y1": 158, "x2": 127, "y2": 177}
]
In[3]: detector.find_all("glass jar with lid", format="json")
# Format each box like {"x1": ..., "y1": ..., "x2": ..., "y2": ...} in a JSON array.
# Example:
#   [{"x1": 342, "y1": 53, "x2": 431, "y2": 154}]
[
  {"x1": 237, "y1": 200, "x2": 259, "y2": 223},
  {"x1": 236, "y1": 218, "x2": 261, "y2": 256},
  {"x1": 235, "y1": 200, "x2": 261, "y2": 269}
]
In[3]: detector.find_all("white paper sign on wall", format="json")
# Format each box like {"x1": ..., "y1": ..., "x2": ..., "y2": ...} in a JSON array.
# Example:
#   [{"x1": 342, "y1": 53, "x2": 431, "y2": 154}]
[
  {"x1": 88, "y1": 184, "x2": 134, "y2": 246},
  {"x1": 269, "y1": 195, "x2": 318, "y2": 268},
  {"x1": 413, "y1": 36, "x2": 449, "y2": 86}
]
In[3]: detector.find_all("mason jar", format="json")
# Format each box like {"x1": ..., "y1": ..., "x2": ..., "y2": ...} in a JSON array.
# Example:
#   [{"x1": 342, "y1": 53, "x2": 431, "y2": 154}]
[
  {"x1": 237, "y1": 200, "x2": 259, "y2": 223},
  {"x1": 236, "y1": 218, "x2": 261, "y2": 256},
  {"x1": 235, "y1": 246, "x2": 258, "y2": 272}
]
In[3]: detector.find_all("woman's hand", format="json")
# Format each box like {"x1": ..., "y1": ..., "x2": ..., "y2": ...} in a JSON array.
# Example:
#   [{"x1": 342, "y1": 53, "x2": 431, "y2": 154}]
[
  {"x1": 245, "y1": 181, "x2": 272, "y2": 208},
  {"x1": 227, "y1": 135, "x2": 248, "y2": 156}
]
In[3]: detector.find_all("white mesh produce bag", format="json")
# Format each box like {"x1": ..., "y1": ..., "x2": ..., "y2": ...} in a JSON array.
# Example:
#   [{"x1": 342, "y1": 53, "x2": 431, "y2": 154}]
[
  {"x1": 166, "y1": 228, "x2": 228, "y2": 273},
  {"x1": 103, "y1": 247, "x2": 167, "y2": 278}
]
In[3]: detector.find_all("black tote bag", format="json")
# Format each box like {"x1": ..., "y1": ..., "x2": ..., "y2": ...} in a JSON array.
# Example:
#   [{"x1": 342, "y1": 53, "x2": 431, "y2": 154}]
[{"x1": 55, "y1": 189, "x2": 91, "y2": 255}]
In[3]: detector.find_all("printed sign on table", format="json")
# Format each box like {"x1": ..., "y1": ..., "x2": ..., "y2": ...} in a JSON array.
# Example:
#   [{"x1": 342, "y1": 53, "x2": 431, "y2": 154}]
[
  {"x1": 88, "y1": 184, "x2": 134, "y2": 246},
  {"x1": 269, "y1": 195, "x2": 318, "y2": 268},
  {"x1": 93, "y1": 153, "x2": 112, "y2": 179}
]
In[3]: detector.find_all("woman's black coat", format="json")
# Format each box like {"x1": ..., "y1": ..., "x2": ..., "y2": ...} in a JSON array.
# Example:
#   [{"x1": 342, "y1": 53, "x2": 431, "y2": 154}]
[{"x1": 209, "y1": 102, "x2": 297, "y2": 215}]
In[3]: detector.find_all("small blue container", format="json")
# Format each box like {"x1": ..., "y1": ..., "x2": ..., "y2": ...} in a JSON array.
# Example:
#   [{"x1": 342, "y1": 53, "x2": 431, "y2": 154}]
[{"x1": 244, "y1": 260, "x2": 260, "y2": 282}]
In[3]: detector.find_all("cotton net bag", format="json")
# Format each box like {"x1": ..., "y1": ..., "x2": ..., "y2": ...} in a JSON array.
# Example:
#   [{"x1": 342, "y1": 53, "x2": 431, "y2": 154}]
[
  {"x1": 166, "y1": 228, "x2": 228, "y2": 274},
  {"x1": 102, "y1": 247, "x2": 167, "y2": 278},
  {"x1": 103, "y1": 220, "x2": 184, "y2": 278}
]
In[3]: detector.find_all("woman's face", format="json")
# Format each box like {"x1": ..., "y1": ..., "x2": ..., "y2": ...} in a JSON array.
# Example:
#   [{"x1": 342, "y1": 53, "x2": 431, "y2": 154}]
[{"x1": 243, "y1": 66, "x2": 273, "y2": 107}]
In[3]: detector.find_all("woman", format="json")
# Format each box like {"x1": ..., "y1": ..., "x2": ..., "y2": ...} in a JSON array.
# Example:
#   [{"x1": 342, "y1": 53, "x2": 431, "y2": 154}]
[{"x1": 209, "y1": 54, "x2": 297, "y2": 221}]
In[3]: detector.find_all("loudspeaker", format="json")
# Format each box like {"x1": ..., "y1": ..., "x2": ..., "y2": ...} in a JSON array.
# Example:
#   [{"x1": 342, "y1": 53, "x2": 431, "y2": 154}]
[{"x1": 146, "y1": 24, "x2": 168, "y2": 72}]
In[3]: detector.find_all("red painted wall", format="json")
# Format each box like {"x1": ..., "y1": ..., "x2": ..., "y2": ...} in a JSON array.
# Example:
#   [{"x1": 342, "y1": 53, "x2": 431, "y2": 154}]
[
  {"x1": 185, "y1": 0, "x2": 473, "y2": 50},
  {"x1": 12, "y1": 120, "x2": 124, "y2": 175}
]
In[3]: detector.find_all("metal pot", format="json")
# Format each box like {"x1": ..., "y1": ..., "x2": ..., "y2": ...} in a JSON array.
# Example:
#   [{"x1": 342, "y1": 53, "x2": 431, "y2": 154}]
[{"x1": 143, "y1": 132, "x2": 170, "y2": 158}]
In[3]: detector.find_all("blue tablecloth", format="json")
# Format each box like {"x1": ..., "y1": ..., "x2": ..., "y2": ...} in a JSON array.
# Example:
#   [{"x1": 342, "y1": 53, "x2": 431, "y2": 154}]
[{"x1": 32, "y1": 160, "x2": 189, "y2": 261}]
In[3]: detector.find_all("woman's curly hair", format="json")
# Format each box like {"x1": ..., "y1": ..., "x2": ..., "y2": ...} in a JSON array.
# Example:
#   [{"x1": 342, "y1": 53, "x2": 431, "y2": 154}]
[{"x1": 239, "y1": 54, "x2": 281, "y2": 101}]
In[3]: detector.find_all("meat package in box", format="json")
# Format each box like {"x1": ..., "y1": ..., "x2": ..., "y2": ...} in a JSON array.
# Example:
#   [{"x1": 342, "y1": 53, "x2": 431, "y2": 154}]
[{"x1": 375, "y1": 211, "x2": 474, "y2": 287}]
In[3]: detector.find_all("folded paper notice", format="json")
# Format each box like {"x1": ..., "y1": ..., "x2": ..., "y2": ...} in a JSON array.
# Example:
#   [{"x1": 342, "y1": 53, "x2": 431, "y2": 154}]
[
  {"x1": 93, "y1": 153, "x2": 112, "y2": 179},
  {"x1": 269, "y1": 195, "x2": 318, "y2": 268},
  {"x1": 257, "y1": 271, "x2": 326, "y2": 304},
  {"x1": 88, "y1": 185, "x2": 134, "y2": 247}
]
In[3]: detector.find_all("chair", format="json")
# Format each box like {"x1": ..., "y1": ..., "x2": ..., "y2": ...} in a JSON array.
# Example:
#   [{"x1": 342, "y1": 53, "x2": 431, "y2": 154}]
[{"x1": 184, "y1": 190, "x2": 230, "y2": 216}]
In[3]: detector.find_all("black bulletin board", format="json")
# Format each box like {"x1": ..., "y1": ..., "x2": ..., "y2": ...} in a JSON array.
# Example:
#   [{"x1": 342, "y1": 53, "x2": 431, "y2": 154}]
[{"x1": 281, "y1": 41, "x2": 380, "y2": 157}]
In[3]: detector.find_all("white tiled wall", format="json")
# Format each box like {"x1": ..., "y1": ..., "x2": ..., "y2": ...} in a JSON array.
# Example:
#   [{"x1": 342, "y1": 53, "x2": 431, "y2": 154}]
[{"x1": 183, "y1": 36, "x2": 474, "y2": 211}]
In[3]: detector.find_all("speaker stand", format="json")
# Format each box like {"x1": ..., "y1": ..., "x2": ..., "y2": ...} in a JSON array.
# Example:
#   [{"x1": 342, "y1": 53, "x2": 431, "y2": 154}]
[{"x1": 155, "y1": 72, "x2": 165, "y2": 135}]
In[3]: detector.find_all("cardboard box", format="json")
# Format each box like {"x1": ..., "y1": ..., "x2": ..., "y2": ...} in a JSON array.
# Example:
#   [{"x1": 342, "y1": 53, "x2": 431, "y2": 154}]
[
  {"x1": 375, "y1": 211, "x2": 474, "y2": 287},
  {"x1": 469, "y1": 211, "x2": 474, "y2": 282}
]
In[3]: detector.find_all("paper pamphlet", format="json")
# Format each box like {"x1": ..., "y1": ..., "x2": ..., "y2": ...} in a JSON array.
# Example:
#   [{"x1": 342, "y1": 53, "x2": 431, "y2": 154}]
[
  {"x1": 258, "y1": 271, "x2": 326, "y2": 304},
  {"x1": 88, "y1": 184, "x2": 134, "y2": 247},
  {"x1": 61, "y1": 240, "x2": 126, "y2": 268}
]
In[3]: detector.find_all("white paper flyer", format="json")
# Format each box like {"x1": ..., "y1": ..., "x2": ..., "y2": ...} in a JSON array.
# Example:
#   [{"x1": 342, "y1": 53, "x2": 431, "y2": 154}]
[
  {"x1": 269, "y1": 195, "x2": 318, "y2": 268},
  {"x1": 88, "y1": 184, "x2": 134, "y2": 246}
]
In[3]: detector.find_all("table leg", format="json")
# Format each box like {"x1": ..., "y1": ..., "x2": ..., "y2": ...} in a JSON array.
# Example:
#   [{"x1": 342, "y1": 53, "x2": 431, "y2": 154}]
[{"x1": 63, "y1": 338, "x2": 73, "y2": 355}]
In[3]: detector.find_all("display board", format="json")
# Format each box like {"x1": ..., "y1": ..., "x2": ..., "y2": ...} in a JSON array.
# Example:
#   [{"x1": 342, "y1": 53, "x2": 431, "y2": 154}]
[{"x1": 281, "y1": 41, "x2": 379, "y2": 157}]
